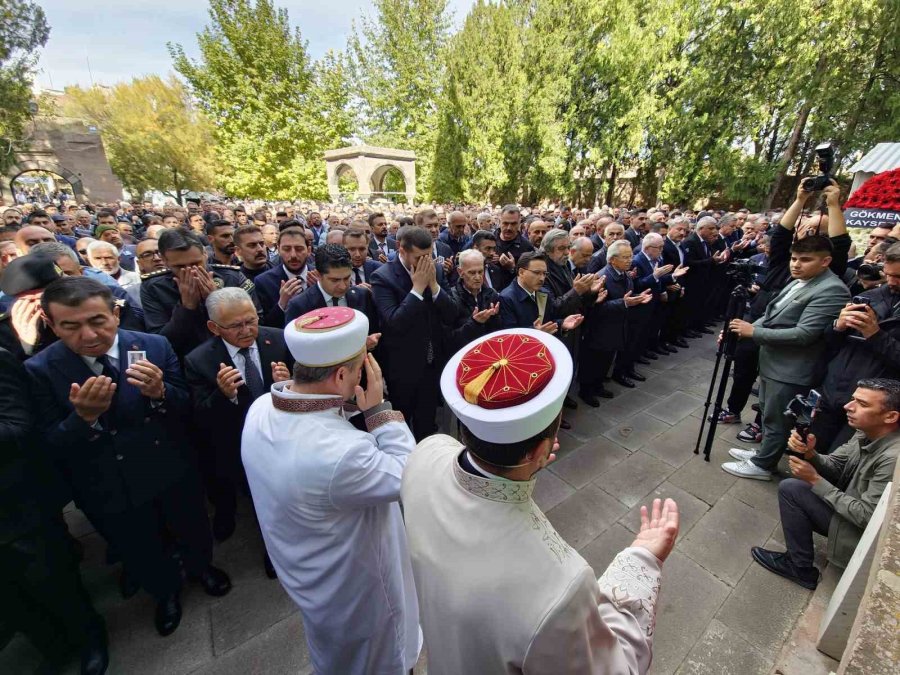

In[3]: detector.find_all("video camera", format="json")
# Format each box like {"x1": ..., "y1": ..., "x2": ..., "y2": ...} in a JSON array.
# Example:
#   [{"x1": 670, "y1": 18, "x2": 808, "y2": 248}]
[
  {"x1": 784, "y1": 389, "x2": 821, "y2": 454},
  {"x1": 857, "y1": 262, "x2": 884, "y2": 282},
  {"x1": 802, "y1": 143, "x2": 835, "y2": 193},
  {"x1": 726, "y1": 259, "x2": 765, "y2": 286}
]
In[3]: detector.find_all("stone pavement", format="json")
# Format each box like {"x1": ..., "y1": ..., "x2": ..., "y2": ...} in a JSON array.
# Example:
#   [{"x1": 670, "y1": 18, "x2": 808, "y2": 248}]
[{"x1": 1, "y1": 332, "x2": 828, "y2": 674}]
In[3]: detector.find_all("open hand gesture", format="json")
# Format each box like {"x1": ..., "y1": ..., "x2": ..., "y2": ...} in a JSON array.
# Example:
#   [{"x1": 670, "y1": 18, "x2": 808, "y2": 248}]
[
  {"x1": 533, "y1": 319, "x2": 558, "y2": 335},
  {"x1": 271, "y1": 361, "x2": 291, "y2": 383},
  {"x1": 630, "y1": 498, "x2": 679, "y2": 562},
  {"x1": 216, "y1": 363, "x2": 243, "y2": 399},
  {"x1": 561, "y1": 314, "x2": 584, "y2": 331},
  {"x1": 125, "y1": 359, "x2": 165, "y2": 400},
  {"x1": 70, "y1": 376, "x2": 116, "y2": 424},
  {"x1": 354, "y1": 354, "x2": 384, "y2": 412},
  {"x1": 472, "y1": 302, "x2": 500, "y2": 324}
]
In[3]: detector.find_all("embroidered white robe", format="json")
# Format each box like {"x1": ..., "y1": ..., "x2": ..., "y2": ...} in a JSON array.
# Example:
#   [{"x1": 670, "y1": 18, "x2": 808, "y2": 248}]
[
  {"x1": 401, "y1": 435, "x2": 661, "y2": 675},
  {"x1": 241, "y1": 382, "x2": 421, "y2": 674}
]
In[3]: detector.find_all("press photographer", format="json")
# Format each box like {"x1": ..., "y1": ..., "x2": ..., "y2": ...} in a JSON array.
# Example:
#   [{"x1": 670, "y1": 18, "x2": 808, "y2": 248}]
[{"x1": 750, "y1": 379, "x2": 900, "y2": 589}]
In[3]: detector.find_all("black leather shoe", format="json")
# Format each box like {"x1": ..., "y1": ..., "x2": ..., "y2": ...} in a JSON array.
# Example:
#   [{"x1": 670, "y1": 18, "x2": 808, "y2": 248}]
[
  {"x1": 579, "y1": 390, "x2": 600, "y2": 408},
  {"x1": 700, "y1": 327, "x2": 714, "y2": 335},
  {"x1": 634, "y1": 356, "x2": 651, "y2": 365},
  {"x1": 563, "y1": 395, "x2": 578, "y2": 410},
  {"x1": 685, "y1": 330, "x2": 703, "y2": 339},
  {"x1": 643, "y1": 351, "x2": 659, "y2": 361},
  {"x1": 212, "y1": 512, "x2": 236, "y2": 543},
  {"x1": 80, "y1": 640, "x2": 109, "y2": 675},
  {"x1": 155, "y1": 593, "x2": 182, "y2": 637},
  {"x1": 119, "y1": 567, "x2": 140, "y2": 599},
  {"x1": 627, "y1": 370, "x2": 647, "y2": 382},
  {"x1": 192, "y1": 565, "x2": 232, "y2": 597},
  {"x1": 674, "y1": 338, "x2": 689, "y2": 348},
  {"x1": 612, "y1": 375, "x2": 636, "y2": 388},
  {"x1": 559, "y1": 419, "x2": 571, "y2": 430},
  {"x1": 750, "y1": 547, "x2": 819, "y2": 590},
  {"x1": 264, "y1": 554, "x2": 277, "y2": 580},
  {"x1": 596, "y1": 387, "x2": 615, "y2": 399},
  {"x1": 652, "y1": 346, "x2": 671, "y2": 356}
]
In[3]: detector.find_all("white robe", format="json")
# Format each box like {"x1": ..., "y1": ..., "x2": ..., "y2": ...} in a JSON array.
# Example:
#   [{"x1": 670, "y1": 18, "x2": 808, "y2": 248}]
[
  {"x1": 401, "y1": 435, "x2": 661, "y2": 675},
  {"x1": 241, "y1": 382, "x2": 420, "y2": 674}
]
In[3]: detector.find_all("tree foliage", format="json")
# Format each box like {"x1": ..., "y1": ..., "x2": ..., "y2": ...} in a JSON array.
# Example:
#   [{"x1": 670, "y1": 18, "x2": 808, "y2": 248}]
[
  {"x1": 0, "y1": 0, "x2": 49, "y2": 172},
  {"x1": 169, "y1": 0, "x2": 352, "y2": 199},
  {"x1": 63, "y1": 76, "x2": 217, "y2": 203},
  {"x1": 348, "y1": 0, "x2": 452, "y2": 198}
]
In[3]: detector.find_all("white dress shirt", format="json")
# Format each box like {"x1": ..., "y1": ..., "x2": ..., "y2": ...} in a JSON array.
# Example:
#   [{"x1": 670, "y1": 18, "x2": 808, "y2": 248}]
[
  {"x1": 223, "y1": 338, "x2": 263, "y2": 404},
  {"x1": 319, "y1": 288, "x2": 347, "y2": 307},
  {"x1": 82, "y1": 334, "x2": 120, "y2": 375}
]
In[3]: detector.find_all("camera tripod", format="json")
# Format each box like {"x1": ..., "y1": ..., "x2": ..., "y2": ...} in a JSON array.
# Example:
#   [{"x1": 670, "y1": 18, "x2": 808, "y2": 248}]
[{"x1": 694, "y1": 283, "x2": 752, "y2": 461}]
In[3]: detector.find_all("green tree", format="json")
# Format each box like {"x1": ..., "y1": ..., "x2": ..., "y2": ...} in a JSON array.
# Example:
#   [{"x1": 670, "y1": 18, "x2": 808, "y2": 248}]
[
  {"x1": 170, "y1": 0, "x2": 350, "y2": 199},
  {"x1": 0, "y1": 0, "x2": 49, "y2": 172},
  {"x1": 349, "y1": 0, "x2": 452, "y2": 199},
  {"x1": 64, "y1": 76, "x2": 216, "y2": 204}
]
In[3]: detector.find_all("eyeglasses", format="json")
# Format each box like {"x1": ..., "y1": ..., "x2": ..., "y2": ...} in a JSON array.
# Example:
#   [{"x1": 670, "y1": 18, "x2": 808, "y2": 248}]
[
  {"x1": 523, "y1": 268, "x2": 547, "y2": 277},
  {"x1": 137, "y1": 251, "x2": 163, "y2": 260},
  {"x1": 213, "y1": 317, "x2": 259, "y2": 331}
]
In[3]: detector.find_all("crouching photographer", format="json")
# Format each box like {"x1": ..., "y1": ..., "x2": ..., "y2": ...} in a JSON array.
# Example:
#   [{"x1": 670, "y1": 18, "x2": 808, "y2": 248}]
[
  {"x1": 815, "y1": 243, "x2": 900, "y2": 452},
  {"x1": 750, "y1": 379, "x2": 900, "y2": 589}
]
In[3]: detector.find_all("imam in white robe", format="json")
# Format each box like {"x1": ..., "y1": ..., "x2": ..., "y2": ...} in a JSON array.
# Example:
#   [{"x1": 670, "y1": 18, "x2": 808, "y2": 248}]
[
  {"x1": 402, "y1": 434, "x2": 661, "y2": 675},
  {"x1": 241, "y1": 382, "x2": 420, "y2": 674}
]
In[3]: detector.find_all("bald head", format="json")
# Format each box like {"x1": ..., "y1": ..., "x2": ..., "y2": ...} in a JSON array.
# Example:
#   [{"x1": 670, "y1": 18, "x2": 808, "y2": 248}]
[{"x1": 14, "y1": 226, "x2": 56, "y2": 253}]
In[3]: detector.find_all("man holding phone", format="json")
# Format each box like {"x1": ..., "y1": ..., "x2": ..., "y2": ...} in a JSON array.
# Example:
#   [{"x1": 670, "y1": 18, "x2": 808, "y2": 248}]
[{"x1": 814, "y1": 243, "x2": 900, "y2": 451}]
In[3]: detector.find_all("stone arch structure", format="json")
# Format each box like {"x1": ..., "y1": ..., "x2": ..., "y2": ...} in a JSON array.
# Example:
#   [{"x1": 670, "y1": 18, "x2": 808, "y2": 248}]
[
  {"x1": 2, "y1": 119, "x2": 123, "y2": 205},
  {"x1": 325, "y1": 145, "x2": 416, "y2": 204}
]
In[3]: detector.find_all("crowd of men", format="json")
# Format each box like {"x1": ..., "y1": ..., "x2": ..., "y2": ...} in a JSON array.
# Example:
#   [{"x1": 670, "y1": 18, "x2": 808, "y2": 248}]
[{"x1": 1, "y1": 181, "x2": 898, "y2": 675}]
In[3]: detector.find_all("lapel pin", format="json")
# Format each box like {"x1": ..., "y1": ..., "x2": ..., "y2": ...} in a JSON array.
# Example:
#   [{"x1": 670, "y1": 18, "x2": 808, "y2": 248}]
[{"x1": 264, "y1": 339, "x2": 271, "y2": 345}]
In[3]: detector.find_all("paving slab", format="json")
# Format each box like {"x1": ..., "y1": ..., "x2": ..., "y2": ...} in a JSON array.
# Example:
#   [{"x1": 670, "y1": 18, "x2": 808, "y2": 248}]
[
  {"x1": 648, "y1": 551, "x2": 732, "y2": 675},
  {"x1": 619, "y1": 482, "x2": 709, "y2": 540},
  {"x1": 640, "y1": 416, "x2": 734, "y2": 469},
  {"x1": 193, "y1": 612, "x2": 311, "y2": 675},
  {"x1": 675, "y1": 619, "x2": 772, "y2": 675},
  {"x1": 546, "y1": 484, "x2": 628, "y2": 549},
  {"x1": 644, "y1": 391, "x2": 706, "y2": 425},
  {"x1": 595, "y1": 387, "x2": 663, "y2": 421},
  {"x1": 640, "y1": 372, "x2": 694, "y2": 397},
  {"x1": 578, "y1": 522, "x2": 637, "y2": 577},
  {"x1": 602, "y1": 413, "x2": 670, "y2": 453},
  {"x1": 594, "y1": 451, "x2": 675, "y2": 508},
  {"x1": 678, "y1": 496, "x2": 777, "y2": 586},
  {"x1": 667, "y1": 453, "x2": 739, "y2": 506},
  {"x1": 725, "y1": 472, "x2": 783, "y2": 520},
  {"x1": 549, "y1": 436, "x2": 630, "y2": 489},
  {"x1": 559, "y1": 401, "x2": 619, "y2": 441},
  {"x1": 532, "y1": 468, "x2": 576, "y2": 512},
  {"x1": 715, "y1": 561, "x2": 813, "y2": 655}
]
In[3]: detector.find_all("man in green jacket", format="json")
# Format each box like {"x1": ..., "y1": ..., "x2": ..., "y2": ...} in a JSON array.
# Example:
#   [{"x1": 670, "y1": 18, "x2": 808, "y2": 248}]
[{"x1": 750, "y1": 378, "x2": 900, "y2": 589}]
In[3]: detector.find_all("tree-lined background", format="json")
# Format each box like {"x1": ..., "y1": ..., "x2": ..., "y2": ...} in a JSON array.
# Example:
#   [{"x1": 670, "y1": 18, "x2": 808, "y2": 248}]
[{"x1": 5, "y1": 0, "x2": 898, "y2": 206}]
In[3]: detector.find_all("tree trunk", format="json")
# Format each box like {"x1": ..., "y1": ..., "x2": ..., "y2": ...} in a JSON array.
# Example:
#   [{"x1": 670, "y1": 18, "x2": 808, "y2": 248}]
[
  {"x1": 762, "y1": 102, "x2": 812, "y2": 210},
  {"x1": 605, "y1": 163, "x2": 618, "y2": 207}
]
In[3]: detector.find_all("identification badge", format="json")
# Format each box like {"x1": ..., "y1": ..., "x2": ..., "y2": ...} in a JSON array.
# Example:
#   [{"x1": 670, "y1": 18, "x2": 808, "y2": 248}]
[{"x1": 127, "y1": 351, "x2": 147, "y2": 367}]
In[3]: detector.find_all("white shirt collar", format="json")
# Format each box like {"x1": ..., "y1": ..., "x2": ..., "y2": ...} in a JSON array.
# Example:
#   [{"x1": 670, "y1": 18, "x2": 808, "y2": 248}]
[
  {"x1": 82, "y1": 333, "x2": 119, "y2": 370},
  {"x1": 319, "y1": 287, "x2": 345, "y2": 306},
  {"x1": 222, "y1": 338, "x2": 256, "y2": 360},
  {"x1": 283, "y1": 265, "x2": 308, "y2": 282}
]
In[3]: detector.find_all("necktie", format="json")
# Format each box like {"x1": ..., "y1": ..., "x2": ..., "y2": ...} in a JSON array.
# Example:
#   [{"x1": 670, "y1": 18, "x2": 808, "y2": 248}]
[
  {"x1": 97, "y1": 355, "x2": 118, "y2": 381},
  {"x1": 353, "y1": 268, "x2": 362, "y2": 285},
  {"x1": 238, "y1": 347, "x2": 265, "y2": 399},
  {"x1": 331, "y1": 297, "x2": 339, "y2": 307}
]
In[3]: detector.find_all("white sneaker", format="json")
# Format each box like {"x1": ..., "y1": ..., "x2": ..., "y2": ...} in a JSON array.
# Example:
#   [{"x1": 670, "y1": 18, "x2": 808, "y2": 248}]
[
  {"x1": 729, "y1": 447, "x2": 758, "y2": 462},
  {"x1": 721, "y1": 460, "x2": 771, "y2": 481}
]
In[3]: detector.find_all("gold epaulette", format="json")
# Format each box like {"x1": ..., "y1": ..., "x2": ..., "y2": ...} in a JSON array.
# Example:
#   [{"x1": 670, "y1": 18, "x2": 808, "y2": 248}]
[
  {"x1": 140, "y1": 268, "x2": 171, "y2": 280},
  {"x1": 210, "y1": 263, "x2": 241, "y2": 271}
]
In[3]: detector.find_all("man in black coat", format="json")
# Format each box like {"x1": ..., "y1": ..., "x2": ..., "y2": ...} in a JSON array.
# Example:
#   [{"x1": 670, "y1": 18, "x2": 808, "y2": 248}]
[
  {"x1": 371, "y1": 226, "x2": 457, "y2": 440},
  {"x1": 253, "y1": 226, "x2": 318, "y2": 327},
  {"x1": 448, "y1": 249, "x2": 501, "y2": 352},
  {"x1": 1, "y1": 347, "x2": 109, "y2": 675},
  {"x1": 660, "y1": 219, "x2": 691, "y2": 348},
  {"x1": 681, "y1": 217, "x2": 725, "y2": 334},
  {"x1": 27, "y1": 277, "x2": 232, "y2": 638},
  {"x1": 141, "y1": 228, "x2": 261, "y2": 357},
  {"x1": 344, "y1": 228, "x2": 382, "y2": 287},
  {"x1": 471, "y1": 230, "x2": 503, "y2": 291},
  {"x1": 492, "y1": 204, "x2": 535, "y2": 291},
  {"x1": 367, "y1": 212, "x2": 397, "y2": 262},
  {"x1": 184, "y1": 288, "x2": 294, "y2": 576}
]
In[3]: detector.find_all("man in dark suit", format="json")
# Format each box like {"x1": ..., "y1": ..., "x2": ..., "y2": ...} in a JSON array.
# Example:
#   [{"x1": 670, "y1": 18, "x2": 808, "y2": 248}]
[
  {"x1": 498, "y1": 251, "x2": 585, "y2": 334},
  {"x1": 344, "y1": 228, "x2": 382, "y2": 288},
  {"x1": 623, "y1": 210, "x2": 646, "y2": 248},
  {"x1": 587, "y1": 222, "x2": 626, "y2": 274},
  {"x1": 438, "y1": 211, "x2": 470, "y2": 256},
  {"x1": 631, "y1": 232, "x2": 688, "y2": 360},
  {"x1": 448, "y1": 249, "x2": 501, "y2": 352},
  {"x1": 1, "y1": 347, "x2": 109, "y2": 675},
  {"x1": 493, "y1": 204, "x2": 535, "y2": 291},
  {"x1": 367, "y1": 212, "x2": 397, "y2": 262},
  {"x1": 681, "y1": 217, "x2": 726, "y2": 334},
  {"x1": 660, "y1": 219, "x2": 691, "y2": 348},
  {"x1": 371, "y1": 226, "x2": 457, "y2": 440},
  {"x1": 254, "y1": 226, "x2": 318, "y2": 326},
  {"x1": 27, "y1": 277, "x2": 232, "y2": 638},
  {"x1": 184, "y1": 288, "x2": 293, "y2": 576},
  {"x1": 471, "y1": 230, "x2": 503, "y2": 291}
]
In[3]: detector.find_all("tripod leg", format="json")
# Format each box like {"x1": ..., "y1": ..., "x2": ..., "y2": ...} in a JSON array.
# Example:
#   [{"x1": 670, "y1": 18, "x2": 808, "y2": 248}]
[{"x1": 704, "y1": 354, "x2": 735, "y2": 461}]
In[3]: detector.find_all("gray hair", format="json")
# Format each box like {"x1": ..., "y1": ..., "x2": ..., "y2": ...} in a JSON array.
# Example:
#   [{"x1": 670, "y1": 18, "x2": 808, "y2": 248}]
[
  {"x1": 541, "y1": 228, "x2": 569, "y2": 252},
  {"x1": 607, "y1": 240, "x2": 632, "y2": 259},
  {"x1": 30, "y1": 241, "x2": 79, "y2": 264},
  {"x1": 641, "y1": 232, "x2": 664, "y2": 248},
  {"x1": 603, "y1": 221, "x2": 625, "y2": 236},
  {"x1": 696, "y1": 216, "x2": 718, "y2": 230},
  {"x1": 86, "y1": 240, "x2": 118, "y2": 258},
  {"x1": 476, "y1": 212, "x2": 492, "y2": 224},
  {"x1": 457, "y1": 249, "x2": 484, "y2": 267},
  {"x1": 205, "y1": 287, "x2": 254, "y2": 322}
]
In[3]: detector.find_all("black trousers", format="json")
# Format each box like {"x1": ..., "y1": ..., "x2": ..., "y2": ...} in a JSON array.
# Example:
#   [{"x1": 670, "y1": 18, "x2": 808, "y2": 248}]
[
  {"x1": 0, "y1": 517, "x2": 106, "y2": 663},
  {"x1": 579, "y1": 347, "x2": 615, "y2": 392},
  {"x1": 778, "y1": 478, "x2": 833, "y2": 569},
  {"x1": 86, "y1": 474, "x2": 212, "y2": 601},
  {"x1": 726, "y1": 338, "x2": 760, "y2": 416},
  {"x1": 390, "y1": 364, "x2": 440, "y2": 442}
]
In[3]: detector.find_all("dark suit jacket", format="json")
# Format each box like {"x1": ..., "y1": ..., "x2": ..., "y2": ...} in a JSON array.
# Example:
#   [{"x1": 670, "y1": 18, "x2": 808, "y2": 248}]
[
  {"x1": 184, "y1": 328, "x2": 293, "y2": 480},
  {"x1": 284, "y1": 283, "x2": 380, "y2": 333},
  {"x1": 353, "y1": 259, "x2": 383, "y2": 285},
  {"x1": 254, "y1": 265, "x2": 314, "y2": 327},
  {"x1": 681, "y1": 233, "x2": 716, "y2": 286},
  {"x1": 662, "y1": 238, "x2": 684, "y2": 268},
  {"x1": 581, "y1": 265, "x2": 631, "y2": 351},
  {"x1": 499, "y1": 281, "x2": 561, "y2": 329},
  {"x1": 544, "y1": 259, "x2": 587, "y2": 318},
  {"x1": 438, "y1": 231, "x2": 470, "y2": 256},
  {"x1": 624, "y1": 228, "x2": 642, "y2": 249},
  {"x1": 25, "y1": 330, "x2": 191, "y2": 517},
  {"x1": 368, "y1": 236, "x2": 397, "y2": 261},
  {"x1": 590, "y1": 233, "x2": 605, "y2": 252},
  {"x1": 371, "y1": 257, "x2": 458, "y2": 384},
  {"x1": 632, "y1": 252, "x2": 669, "y2": 296},
  {"x1": 587, "y1": 250, "x2": 608, "y2": 274}
]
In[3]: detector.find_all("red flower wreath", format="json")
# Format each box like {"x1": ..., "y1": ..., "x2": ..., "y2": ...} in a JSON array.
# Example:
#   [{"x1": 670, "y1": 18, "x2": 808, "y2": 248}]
[{"x1": 844, "y1": 167, "x2": 900, "y2": 212}]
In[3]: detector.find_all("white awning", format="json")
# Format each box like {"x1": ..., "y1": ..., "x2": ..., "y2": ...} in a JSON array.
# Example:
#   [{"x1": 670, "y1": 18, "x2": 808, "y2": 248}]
[{"x1": 849, "y1": 143, "x2": 900, "y2": 174}]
